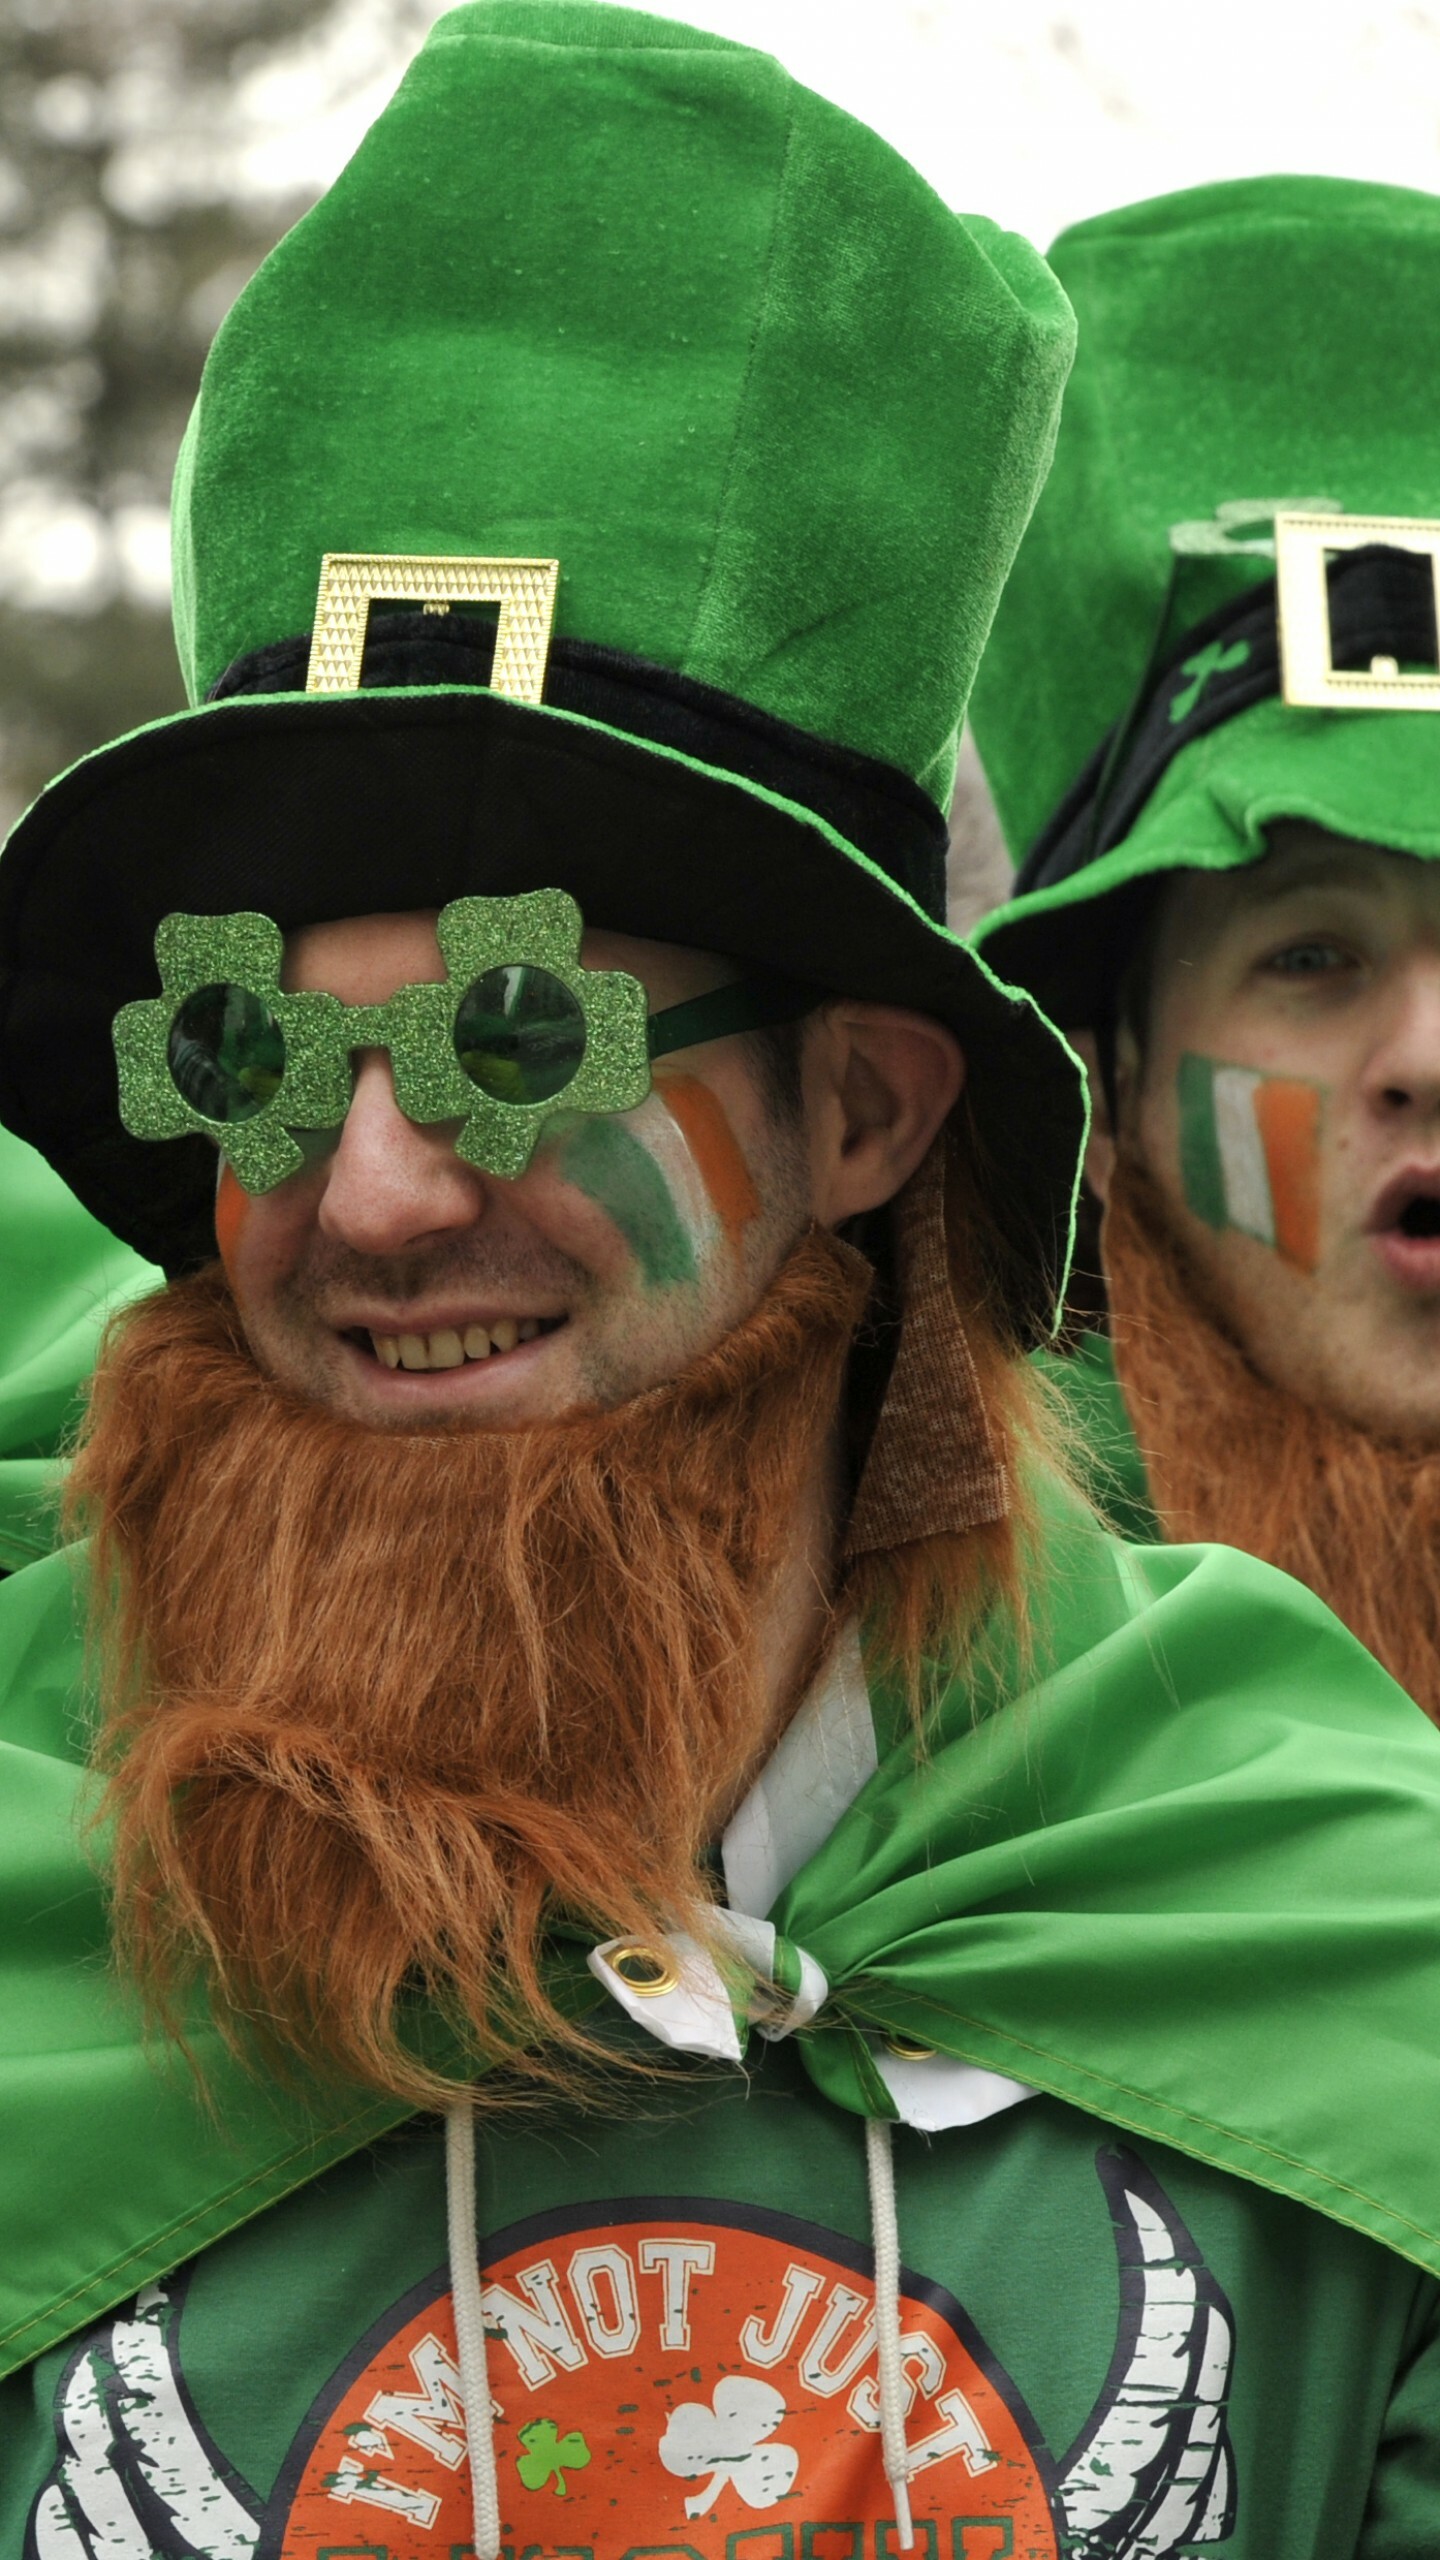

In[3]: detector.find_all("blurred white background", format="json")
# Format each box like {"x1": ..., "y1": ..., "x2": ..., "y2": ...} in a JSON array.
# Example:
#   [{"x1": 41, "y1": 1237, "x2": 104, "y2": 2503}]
[
  {"x1": 2, "y1": 0, "x2": 1436, "y2": 897},
  {"x1": 112, "y1": 0, "x2": 1440, "y2": 259}
]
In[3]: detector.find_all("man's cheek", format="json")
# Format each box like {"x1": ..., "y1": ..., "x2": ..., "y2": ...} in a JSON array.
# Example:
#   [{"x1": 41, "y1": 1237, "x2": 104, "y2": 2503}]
[
  {"x1": 1175, "y1": 1050, "x2": 1324, "y2": 1273},
  {"x1": 548, "y1": 1084, "x2": 761, "y2": 1295}
]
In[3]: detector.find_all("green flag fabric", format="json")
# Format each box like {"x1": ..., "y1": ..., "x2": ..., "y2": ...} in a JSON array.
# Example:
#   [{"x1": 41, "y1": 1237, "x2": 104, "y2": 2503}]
[
  {"x1": 6, "y1": 1484, "x2": 1440, "y2": 2377},
  {"x1": 1032, "y1": 1328, "x2": 1158, "y2": 1545},
  {"x1": 0, "y1": 1126, "x2": 158, "y2": 1572}
]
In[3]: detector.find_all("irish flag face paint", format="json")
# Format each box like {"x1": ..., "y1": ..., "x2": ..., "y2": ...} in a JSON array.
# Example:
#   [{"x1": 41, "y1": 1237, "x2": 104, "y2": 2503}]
[
  {"x1": 214, "y1": 1161, "x2": 250, "y2": 1276},
  {"x1": 651, "y1": 1073, "x2": 762, "y2": 1255},
  {"x1": 558, "y1": 1080, "x2": 762, "y2": 1293},
  {"x1": 1177, "y1": 1053, "x2": 1324, "y2": 1272}
]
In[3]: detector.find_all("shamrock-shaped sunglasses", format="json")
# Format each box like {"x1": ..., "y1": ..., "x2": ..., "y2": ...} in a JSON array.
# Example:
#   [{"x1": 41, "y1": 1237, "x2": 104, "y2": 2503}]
[{"x1": 113, "y1": 888, "x2": 814, "y2": 1194}]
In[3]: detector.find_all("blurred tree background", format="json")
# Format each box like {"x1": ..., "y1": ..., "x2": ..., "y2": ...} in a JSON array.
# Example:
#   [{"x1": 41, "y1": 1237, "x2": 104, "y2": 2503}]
[{"x1": 0, "y1": 0, "x2": 445, "y2": 829}]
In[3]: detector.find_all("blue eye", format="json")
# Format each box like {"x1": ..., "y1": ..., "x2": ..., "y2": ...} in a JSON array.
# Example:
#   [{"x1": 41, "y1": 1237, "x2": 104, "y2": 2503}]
[{"x1": 1264, "y1": 940, "x2": 1351, "y2": 977}]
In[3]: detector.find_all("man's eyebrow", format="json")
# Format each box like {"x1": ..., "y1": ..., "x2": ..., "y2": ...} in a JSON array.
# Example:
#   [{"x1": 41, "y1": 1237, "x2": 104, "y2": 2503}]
[{"x1": 1236, "y1": 852, "x2": 1390, "y2": 908}]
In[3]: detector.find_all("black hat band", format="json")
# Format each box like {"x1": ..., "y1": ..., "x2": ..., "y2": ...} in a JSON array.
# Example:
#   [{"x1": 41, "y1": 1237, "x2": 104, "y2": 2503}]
[
  {"x1": 211, "y1": 615, "x2": 951, "y2": 927},
  {"x1": 1016, "y1": 544, "x2": 1440, "y2": 900}
]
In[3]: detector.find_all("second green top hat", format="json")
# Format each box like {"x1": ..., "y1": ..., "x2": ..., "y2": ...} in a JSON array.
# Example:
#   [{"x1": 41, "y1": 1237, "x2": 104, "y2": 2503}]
[
  {"x1": 0, "y1": 0, "x2": 1083, "y2": 1333},
  {"x1": 970, "y1": 173, "x2": 1440, "y2": 1025}
]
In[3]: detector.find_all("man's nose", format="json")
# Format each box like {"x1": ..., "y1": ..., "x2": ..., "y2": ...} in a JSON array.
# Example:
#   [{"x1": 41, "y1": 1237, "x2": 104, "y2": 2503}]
[
  {"x1": 315, "y1": 1049, "x2": 482, "y2": 1253},
  {"x1": 1362, "y1": 957, "x2": 1440, "y2": 1122}
]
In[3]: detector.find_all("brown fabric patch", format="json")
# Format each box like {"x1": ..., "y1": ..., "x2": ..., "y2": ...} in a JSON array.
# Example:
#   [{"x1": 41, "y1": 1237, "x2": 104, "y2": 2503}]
[{"x1": 845, "y1": 1138, "x2": 1008, "y2": 1559}]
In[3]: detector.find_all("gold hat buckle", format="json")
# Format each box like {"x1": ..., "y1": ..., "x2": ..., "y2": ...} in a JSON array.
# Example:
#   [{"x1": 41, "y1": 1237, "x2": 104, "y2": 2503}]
[
  {"x1": 1275, "y1": 511, "x2": 1440, "y2": 711},
  {"x1": 305, "y1": 551, "x2": 560, "y2": 703}
]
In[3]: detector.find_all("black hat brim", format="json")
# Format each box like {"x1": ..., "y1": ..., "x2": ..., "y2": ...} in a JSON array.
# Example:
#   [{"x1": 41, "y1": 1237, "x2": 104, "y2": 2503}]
[{"x1": 0, "y1": 686, "x2": 1083, "y2": 1339}]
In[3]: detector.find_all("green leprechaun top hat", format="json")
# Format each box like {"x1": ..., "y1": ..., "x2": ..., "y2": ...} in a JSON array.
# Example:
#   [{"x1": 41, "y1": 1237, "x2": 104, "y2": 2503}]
[
  {"x1": 969, "y1": 174, "x2": 1440, "y2": 1030},
  {"x1": 0, "y1": 0, "x2": 1082, "y2": 1334}
]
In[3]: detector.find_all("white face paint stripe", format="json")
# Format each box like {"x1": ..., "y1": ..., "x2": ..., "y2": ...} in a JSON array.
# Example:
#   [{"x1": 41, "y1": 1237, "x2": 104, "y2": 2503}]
[
  {"x1": 1211, "y1": 1065, "x2": 1275, "y2": 1245},
  {"x1": 622, "y1": 1091, "x2": 722, "y2": 1267}
]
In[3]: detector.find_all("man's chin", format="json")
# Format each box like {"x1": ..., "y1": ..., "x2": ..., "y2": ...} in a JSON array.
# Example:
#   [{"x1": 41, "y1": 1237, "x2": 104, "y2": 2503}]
[
  {"x1": 1159, "y1": 1218, "x2": 1440, "y2": 1449},
  {"x1": 1291, "y1": 1328, "x2": 1440, "y2": 1450},
  {"x1": 1221, "y1": 1274, "x2": 1440, "y2": 1448}
]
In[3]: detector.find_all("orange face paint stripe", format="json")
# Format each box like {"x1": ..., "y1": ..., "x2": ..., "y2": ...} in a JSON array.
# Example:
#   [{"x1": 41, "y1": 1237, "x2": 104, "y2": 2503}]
[
  {"x1": 654, "y1": 1074, "x2": 761, "y2": 1255},
  {"x1": 1251, "y1": 1078, "x2": 1322, "y2": 1273},
  {"x1": 213, "y1": 1162, "x2": 249, "y2": 1277}
]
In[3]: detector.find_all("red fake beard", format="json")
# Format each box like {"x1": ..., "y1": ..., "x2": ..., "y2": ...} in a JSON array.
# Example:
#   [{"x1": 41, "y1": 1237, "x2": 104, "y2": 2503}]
[{"x1": 1105, "y1": 1155, "x2": 1440, "y2": 1724}]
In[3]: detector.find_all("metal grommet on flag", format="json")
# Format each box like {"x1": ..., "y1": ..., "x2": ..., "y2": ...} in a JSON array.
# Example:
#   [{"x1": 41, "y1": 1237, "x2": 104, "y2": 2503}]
[
  {"x1": 601, "y1": 1941, "x2": 681, "y2": 1998},
  {"x1": 883, "y1": 2032, "x2": 937, "y2": 2063},
  {"x1": 588, "y1": 1916, "x2": 830, "y2": 2064}
]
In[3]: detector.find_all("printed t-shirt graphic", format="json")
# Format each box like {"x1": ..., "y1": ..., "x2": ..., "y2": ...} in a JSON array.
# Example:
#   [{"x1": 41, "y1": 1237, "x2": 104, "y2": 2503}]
[{"x1": 26, "y1": 2151, "x2": 1235, "y2": 2559}]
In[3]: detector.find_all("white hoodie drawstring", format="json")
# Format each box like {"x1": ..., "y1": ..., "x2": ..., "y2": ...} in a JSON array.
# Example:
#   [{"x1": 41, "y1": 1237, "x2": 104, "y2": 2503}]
[
  {"x1": 865, "y1": 2115, "x2": 915, "y2": 2548},
  {"x1": 446, "y1": 2094, "x2": 912, "y2": 2553},
  {"x1": 446, "y1": 2099, "x2": 502, "y2": 2560}
]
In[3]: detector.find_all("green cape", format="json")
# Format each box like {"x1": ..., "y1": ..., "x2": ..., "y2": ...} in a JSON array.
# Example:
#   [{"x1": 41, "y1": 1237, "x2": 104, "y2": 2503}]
[
  {"x1": 1033, "y1": 1328, "x2": 1157, "y2": 1546},
  {"x1": 7, "y1": 1484, "x2": 1440, "y2": 2377},
  {"x1": 0, "y1": 1127, "x2": 157, "y2": 1572}
]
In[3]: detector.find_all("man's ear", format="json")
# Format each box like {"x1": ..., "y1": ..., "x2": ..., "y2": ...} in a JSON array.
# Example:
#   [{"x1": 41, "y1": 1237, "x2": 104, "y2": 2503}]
[{"x1": 803, "y1": 1004, "x2": 964, "y2": 1226}]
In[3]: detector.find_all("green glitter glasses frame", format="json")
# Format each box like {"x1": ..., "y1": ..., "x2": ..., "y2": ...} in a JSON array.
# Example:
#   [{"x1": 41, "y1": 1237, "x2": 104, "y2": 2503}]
[{"x1": 113, "y1": 888, "x2": 815, "y2": 1192}]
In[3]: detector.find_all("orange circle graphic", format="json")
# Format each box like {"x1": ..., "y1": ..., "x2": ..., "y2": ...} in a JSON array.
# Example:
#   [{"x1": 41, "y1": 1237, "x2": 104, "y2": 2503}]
[{"x1": 272, "y1": 2205, "x2": 1058, "y2": 2560}]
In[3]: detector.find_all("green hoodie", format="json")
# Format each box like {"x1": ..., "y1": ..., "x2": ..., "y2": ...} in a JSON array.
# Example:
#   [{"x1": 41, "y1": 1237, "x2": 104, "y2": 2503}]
[{"x1": 6, "y1": 1483, "x2": 1440, "y2": 2551}]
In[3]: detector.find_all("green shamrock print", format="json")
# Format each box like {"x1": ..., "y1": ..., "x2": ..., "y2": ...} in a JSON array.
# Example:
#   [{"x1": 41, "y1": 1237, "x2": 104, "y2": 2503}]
[{"x1": 516, "y1": 2416, "x2": 592, "y2": 2497}]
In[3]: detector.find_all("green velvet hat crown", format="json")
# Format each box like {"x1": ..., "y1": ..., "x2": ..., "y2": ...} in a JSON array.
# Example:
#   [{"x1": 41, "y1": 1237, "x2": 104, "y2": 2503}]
[
  {"x1": 172, "y1": 0, "x2": 1067, "y2": 805},
  {"x1": 969, "y1": 174, "x2": 1440, "y2": 1025},
  {"x1": 0, "y1": 0, "x2": 1083, "y2": 1329}
]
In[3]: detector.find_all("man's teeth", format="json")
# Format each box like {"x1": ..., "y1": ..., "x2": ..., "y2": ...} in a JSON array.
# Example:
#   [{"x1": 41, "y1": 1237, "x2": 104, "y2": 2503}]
[{"x1": 371, "y1": 1317, "x2": 543, "y2": 1371}]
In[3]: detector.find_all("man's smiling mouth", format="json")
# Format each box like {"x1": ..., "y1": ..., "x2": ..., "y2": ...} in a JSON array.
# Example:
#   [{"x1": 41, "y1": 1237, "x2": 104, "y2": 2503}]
[{"x1": 339, "y1": 1317, "x2": 568, "y2": 1372}]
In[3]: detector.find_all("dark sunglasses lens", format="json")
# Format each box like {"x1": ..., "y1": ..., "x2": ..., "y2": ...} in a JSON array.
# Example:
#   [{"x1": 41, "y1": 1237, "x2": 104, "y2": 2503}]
[
  {"x1": 167, "y1": 983, "x2": 286, "y2": 1124},
  {"x1": 453, "y1": 965, "x2": 586, "y2": 1104}
]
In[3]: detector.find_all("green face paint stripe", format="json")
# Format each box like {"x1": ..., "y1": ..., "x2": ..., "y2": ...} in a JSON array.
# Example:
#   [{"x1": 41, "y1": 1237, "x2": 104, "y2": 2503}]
[
  {"x1": 560, "y1": 1117, "x2": 698, "y2": 1291},
  {"x1": 1176, "y1": 1052, "x2": 1228, "y2": 1231}
]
